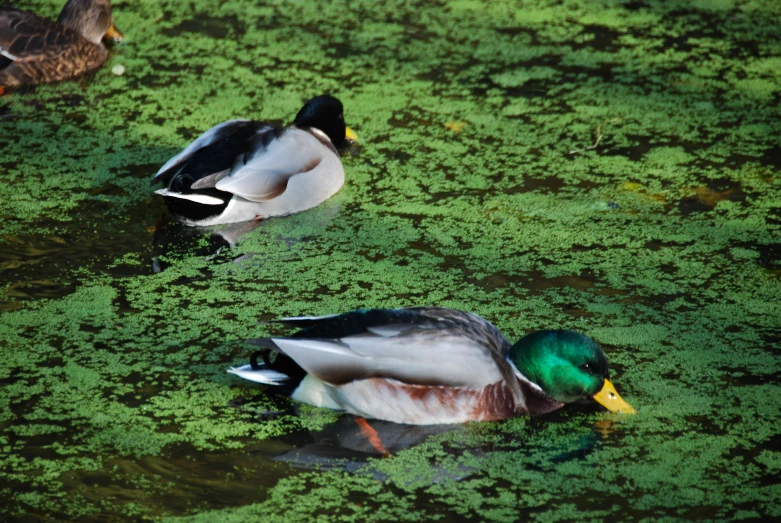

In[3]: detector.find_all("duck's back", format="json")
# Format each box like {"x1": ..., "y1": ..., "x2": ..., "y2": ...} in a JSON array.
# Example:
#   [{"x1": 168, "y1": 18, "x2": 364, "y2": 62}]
[{"x1": 279, "y1": 308, "x2": 526, "y2": 423}]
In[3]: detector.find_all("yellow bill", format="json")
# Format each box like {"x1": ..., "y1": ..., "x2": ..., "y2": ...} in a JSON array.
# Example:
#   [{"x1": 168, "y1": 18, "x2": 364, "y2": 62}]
[
  {"x1": 345, "y1": 127, "x2": 359, "y2": 142},
  {"x1": 105, "y1": 25, "x2": 124, "y2": 42},
  {"x1": 593, "y1": 379, "x2": 636, "y2": 414}
]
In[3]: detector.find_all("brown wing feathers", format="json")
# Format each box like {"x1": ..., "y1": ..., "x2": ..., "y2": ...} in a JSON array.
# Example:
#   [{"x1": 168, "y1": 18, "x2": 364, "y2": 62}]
[{"x1": 0, "y1": 9, "x2": 107, "y2": 86}]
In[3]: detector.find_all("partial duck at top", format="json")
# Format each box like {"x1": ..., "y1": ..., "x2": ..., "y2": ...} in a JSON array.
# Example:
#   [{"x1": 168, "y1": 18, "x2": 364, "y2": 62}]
[
  {"x1": 0, "y1": 0, "x2": 122, "y2": 88},
  {"x1": 152, "y1": 95, "x2": 358, "y2": 226},
  {"x1": 229, "y1": 307, "x2": 636, "y2": 425}
]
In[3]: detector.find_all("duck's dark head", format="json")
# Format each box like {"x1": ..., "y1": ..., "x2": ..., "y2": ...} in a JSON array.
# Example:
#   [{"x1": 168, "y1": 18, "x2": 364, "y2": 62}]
[
  {"x1": 58, "y1": 0, "x2": 122, "y2": 45},
  {"x1": 509, "y1": 330, "x2": 636, "y2": 413},
  {"x1": 293, "y1": 95, "x2": 350, "y2": 149}
]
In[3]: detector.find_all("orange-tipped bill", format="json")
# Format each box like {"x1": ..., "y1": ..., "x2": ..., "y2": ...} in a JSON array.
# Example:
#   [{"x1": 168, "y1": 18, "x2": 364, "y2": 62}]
[
  {"x1": 593, "y1": 379, "x2": 636, "y2": 414},
  {"x1": 105, "y1": 24, "x2": 123, "y2": 42},
  {"x1": 345, "y1": 127, "x2": 359, "y2": 142}
]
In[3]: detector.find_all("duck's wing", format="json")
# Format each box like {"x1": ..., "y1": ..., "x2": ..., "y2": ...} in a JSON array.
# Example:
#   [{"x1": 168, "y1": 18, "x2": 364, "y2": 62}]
[
  {"x1": 0, "y1": 9, "x2": 83, "y2": 63},
  {"x1": 267, "y1": 308, "x2": 516, "y2": 390},
  {"x1": 151, "y1": 120, "x2": 267, "y2": 187},
  {"x1": 212, "y1": 127, "x2": 335, "y2": 202},
  {"x1": 152, "y1": 123, "x2": 330, "y2": 205}
]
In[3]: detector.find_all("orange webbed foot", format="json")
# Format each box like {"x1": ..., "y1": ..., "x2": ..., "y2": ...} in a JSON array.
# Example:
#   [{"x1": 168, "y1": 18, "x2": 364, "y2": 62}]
[{"x1": 355, "y1": 417, "x2": 389, "y2": 457}]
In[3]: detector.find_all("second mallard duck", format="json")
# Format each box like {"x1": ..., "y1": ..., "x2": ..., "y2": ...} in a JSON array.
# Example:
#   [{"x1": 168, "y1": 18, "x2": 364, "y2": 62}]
[
  {"x1": 0, "y1": 0, "x2": 122, "y2": 87},
  {"x1": 152, "y1": 95, "x2": 356, "y2": 226},
  {"x1": 229, "y1": 307, "x2": 636, "y2": 425}
]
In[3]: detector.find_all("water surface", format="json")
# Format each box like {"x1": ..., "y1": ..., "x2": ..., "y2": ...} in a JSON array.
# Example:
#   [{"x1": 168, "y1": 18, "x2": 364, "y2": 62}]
[{"x1": 1, "y1": 0, "x2": 780, "y2": 520}]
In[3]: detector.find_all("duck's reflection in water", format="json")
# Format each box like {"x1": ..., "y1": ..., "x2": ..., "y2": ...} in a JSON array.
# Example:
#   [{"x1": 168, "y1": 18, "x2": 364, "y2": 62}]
[
  {"x1": 150, "y1": 200, "x2": 343, "y2": 272},
  {"x1": 270, "y1": 416, "x2": 477, "y2": 479},
  {"x1": 249, "y1": 410, "x2": 623, "y2": 485},
  {"x1": 592, "y1": 418, "x2": 616, "y2": 440},
  {"x1": 150, "y1": 217, "x2": 264, "y2": 272}
]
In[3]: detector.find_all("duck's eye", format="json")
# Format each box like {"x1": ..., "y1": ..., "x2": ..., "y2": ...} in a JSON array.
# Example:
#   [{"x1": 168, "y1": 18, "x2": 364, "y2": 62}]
[{"x1": 580, "y1": 363, "x2": 592, "y2": 373}]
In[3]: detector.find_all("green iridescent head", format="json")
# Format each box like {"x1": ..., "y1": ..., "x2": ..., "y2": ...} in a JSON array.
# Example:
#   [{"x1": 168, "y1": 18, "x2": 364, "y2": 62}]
[{"x1": 510, "y1": 330, "x2": 635, "y2": 413}]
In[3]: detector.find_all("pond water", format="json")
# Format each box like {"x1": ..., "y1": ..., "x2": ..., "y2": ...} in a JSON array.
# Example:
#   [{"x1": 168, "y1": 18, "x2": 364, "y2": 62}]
[{"x1": 2, "y1": 0, "x2": 780, "y2": 520}]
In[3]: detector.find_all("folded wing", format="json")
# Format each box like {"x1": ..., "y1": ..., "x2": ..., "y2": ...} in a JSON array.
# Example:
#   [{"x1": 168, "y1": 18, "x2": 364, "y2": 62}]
[
  {"x1": 268, "y1": 308, "x2": 513, "y2": 389},
  {"x1": 0, "y1": 10, "x2": 81, "y2": 62},
  {"x1": 151, "y1": 120, "x2": 261, "y2": 187},
  {"x1": 213, "y1": 128, "x2": 328, "y2": 202},
  {"x1": 152, "y1": 122, "x2": 329, "y2": 206}
]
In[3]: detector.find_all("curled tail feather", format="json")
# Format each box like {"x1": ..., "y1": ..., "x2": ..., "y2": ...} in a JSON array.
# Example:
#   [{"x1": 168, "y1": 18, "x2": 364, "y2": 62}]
[{"x1": 228, "y1": 340, "x2": 306, "y2": 394}]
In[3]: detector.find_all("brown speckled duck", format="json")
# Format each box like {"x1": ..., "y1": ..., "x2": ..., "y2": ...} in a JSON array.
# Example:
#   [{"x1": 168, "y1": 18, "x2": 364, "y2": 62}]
[
  {"x1": 229, "y1": 307, "x2": 636, "y2": 425},
  {"x1": 0, "y1": 0, "x2": 122, "y2": 88}
]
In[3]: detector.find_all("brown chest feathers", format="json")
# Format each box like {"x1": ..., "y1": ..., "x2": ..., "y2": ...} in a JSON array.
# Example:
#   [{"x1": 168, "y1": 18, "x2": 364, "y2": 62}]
[{"x1": 368, "y1": 377, "x2": 564, "y2": 423}]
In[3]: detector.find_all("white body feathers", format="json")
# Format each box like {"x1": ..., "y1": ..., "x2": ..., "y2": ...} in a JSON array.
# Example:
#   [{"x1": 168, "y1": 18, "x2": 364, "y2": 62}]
[{"x1": 154, "y1": 124, "x2": 345, "y2": 226}]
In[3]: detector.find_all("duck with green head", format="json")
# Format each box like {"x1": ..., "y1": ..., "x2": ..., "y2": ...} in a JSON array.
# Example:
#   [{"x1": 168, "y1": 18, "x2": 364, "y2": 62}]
[{"x1": 229, "y1": 307, "x2": 635, "y2": 424}]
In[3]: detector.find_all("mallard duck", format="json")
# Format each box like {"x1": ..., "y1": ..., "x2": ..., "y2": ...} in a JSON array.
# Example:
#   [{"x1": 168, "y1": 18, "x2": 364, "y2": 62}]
[
  {"x1": 151, "y1": 95, "x2": 357, "y2": 226},
  {"x1": 0, "y1": 0, "x2": 122, "y2": 88},
  {"x1": 228, "y1": 307, "x2": 636, "y2": 425}
]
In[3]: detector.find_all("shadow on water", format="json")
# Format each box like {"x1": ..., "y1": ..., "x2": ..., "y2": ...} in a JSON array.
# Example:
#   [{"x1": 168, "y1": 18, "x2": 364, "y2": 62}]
[
  {"x1": 0, "y1": 194, "x2": 162, "y2": 312},
  {"x1": 0, "y1": 88, "x2": 184, "y2": 311}
]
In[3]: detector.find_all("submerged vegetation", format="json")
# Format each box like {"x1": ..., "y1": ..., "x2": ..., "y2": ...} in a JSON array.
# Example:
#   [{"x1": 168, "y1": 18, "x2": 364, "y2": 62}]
[{"x1": 1, "y1": 0, "x2": 780, "y2": 520}]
